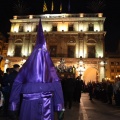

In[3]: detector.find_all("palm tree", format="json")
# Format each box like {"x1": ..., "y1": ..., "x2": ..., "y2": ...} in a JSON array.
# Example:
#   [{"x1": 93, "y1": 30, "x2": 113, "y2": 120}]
[
  {"x1": 86, "y1": 0, "x2": 106, "y2": 13},
  {"x1": 12, "y1": 0, "x2": 30, "y2": 15}
]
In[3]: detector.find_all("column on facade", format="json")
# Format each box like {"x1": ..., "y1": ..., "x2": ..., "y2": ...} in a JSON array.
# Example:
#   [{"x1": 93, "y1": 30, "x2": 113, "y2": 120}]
[
  {"x1": 99, "y1": 21, "x2": 104, "y2": 31},
  {"x1": 21, "y1": 35, "x2": 29, "y2": 57},
  {"x1": 7, "y1": 39, "x2": 14, "y2": 56},
  {"x1": 97, "y1": 34, "x2": 104, "y2": 58},
  {"x1": 79, "y1": 39, "x2": 84, "y2": 58},
  {"x1": 28, "y1": 35, "x2": 33, "y2": 56},
  {"x1": 21, "y1": 36, "x2": 25, "y2": 56},
  {"x1": 99, "y1": 65, "x2": 105, "y2": 82},
  {"x1": 75, "y1": 35, "x2": 79, "y2": 58}
]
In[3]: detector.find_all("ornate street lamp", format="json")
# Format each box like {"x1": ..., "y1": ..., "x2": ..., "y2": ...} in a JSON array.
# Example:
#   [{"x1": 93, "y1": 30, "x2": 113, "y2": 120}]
[{"x1": 77, "y1": 57, "x2": 85, "y2": 77}]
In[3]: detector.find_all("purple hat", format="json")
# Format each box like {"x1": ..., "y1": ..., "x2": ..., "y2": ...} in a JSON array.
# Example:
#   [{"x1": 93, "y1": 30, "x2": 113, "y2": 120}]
[
  {"x1": 15, "y1": 19, "x2": 60, "y2": 83},
  {"x1": 35, "y1": 19, "x2": 47, "y2": 50}
]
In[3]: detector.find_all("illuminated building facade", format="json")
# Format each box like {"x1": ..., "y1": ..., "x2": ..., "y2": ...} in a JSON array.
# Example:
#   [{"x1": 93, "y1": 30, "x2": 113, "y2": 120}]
[
  {"x1": 0, "y1": 33, "x2": 8, "y2": 71},
  {"x1": 4, "y1": 13, "x2": 119, "y2": 83}
]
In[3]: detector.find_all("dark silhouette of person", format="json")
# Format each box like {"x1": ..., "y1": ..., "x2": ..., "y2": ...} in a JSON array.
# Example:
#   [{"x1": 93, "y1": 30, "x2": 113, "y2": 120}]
[
  {"x1": 8, "y1": 64, "x2": 20, "y2": 90},
  {"x1": 74, "y1": 75, "x2": 83, "y2": 103},
  {"x1": 1, "y1": 68, "x2": 11, "y2": 116},
  {"x1": 107, "y1": 81, "x2": 113, "y2": 104},
  {"x1": 64, "y1": 75, "x2": 75, "y2": 109},
  {"x1": 87, "y1": 82, "x2": 93, "y2": 100}
]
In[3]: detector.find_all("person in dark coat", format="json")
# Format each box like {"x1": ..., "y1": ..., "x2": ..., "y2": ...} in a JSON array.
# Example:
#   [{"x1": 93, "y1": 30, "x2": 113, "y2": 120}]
[
  {"x1": 8, "y1": 20, "x2": 64, "y2": 120},
  {"x1": 64, "y1": 75, "x2": 75, "y2": 109},
  {"x1": 107, "y1": 81, "x2": 113, "y2": 104},
  {"x1": 74, "y1": 75, "x2": 84, "y2": 103},
  {"x1": 1, "y1": 68, "x2": 11, "y2": 116},
  {"x1": 0, "y1": 69, "x2": 3, "y2": 88},
  {"x1": 87, "y1": 82, "x2": 93, "y2": 100},
  {"x1": 8, "y1": 64, "x2": 20, "y2": 90}
]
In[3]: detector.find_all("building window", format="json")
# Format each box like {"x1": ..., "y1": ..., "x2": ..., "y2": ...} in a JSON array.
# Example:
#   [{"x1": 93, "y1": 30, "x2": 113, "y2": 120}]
[
  {"x1": 68, "y1": 46, "x2": 75, "y2": 58},
  {"x1": 50, "y1": 45, "x2": 57, "y2": 57},
  {"x1": 52, "y1": 26, "x2": 57, "y2": 31},
  {"x1": 34, "y1": 25, "x2": 38, "y2": 32},
  {"x1": 117, "y1": 69, "x2": 120, "y2": 72},
  {"x1": 68, "y1": 24, "x2": 73, "y2": 31},
  {"x1": 111, "y1": 69, "x2": 114, "y2": 72},
  {"x1": 111, "y1": 76, "x2": 114, "y2": 79},
  {"x1": 87, "y1": 45, "x2": 95, "y2": 58},
  {"x1": 14, "y1": 45, "x2": 22, "y2": 57},
  {"x1": 88, "y1": 23, "x2": 94, "y2": 31},
  {"x1": 19, "y1": 25, "x2": 23, "y2": 32},
  {"x1": 111, "y1": 62, "x2": 114, "y2": 65},
  {"x1": 116, "y1": 62, "x2": 119, "y2": 65}
]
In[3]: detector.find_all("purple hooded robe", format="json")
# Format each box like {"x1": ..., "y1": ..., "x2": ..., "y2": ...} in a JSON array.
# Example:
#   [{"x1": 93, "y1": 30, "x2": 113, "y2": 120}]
[{"x1": 9, "y1": 19, "x2": 64, "y2": 120}]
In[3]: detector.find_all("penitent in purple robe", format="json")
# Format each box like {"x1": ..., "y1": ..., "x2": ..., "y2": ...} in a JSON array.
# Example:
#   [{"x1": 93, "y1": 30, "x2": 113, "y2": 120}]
[{"x1": 9, "y1": 19, "x2": 64, "y2": 120}]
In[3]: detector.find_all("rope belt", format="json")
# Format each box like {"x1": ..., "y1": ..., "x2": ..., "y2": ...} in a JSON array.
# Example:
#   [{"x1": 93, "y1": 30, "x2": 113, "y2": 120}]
[{"x1": 23, "y1": 91, "x2": 53, "y2": 100}]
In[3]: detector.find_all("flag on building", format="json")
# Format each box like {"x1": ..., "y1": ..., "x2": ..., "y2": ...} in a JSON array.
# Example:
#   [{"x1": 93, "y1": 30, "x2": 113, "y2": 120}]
[
  {"x1": 60, "y1": 2, "x2": 62, "y2": 12},
  {"x1": 51, "y1": 0, "x2": 54, "y2": 12},
  {"x1": 68, "y1": 0, "x2": 70, "y2": 12},
  {"x1": 43, "y1": 0, "x2": 47, "y2": 12}
]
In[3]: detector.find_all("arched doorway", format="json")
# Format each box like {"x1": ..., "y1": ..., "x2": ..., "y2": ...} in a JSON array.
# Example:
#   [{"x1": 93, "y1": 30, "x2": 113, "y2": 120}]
[{"x1": 83, "y1": 67, "x2": 98, "y2": 84}]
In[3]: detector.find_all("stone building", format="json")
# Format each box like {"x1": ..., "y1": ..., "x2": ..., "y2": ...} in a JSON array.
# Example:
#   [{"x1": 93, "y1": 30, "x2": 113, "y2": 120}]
[
  {"x1": 4, "y1": 13, "x2": 120, "y2": 83},
  {"x1": 0, "y1": 33, "x2": 8, "y2": 71}
]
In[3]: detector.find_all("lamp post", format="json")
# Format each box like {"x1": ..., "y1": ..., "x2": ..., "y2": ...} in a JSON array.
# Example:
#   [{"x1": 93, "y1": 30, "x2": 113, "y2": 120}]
[{"x1": 77, "y1": 57, "x2": 85, "y2": 79}]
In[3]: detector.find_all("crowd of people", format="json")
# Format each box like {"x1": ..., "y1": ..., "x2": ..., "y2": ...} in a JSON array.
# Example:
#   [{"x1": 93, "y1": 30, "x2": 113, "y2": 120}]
[
  {"x1": 60, "y1": 75, "x2": 120, "y2": 110},
  {"x1": 0, "y1": 64, "x2": 20, "y2": 117},
  {"x1": 87, "y1": 77, "x2": 120, "y2": 106},
  {"x1": 61, "y1": 75, "x2": 84, "y2": 109}
]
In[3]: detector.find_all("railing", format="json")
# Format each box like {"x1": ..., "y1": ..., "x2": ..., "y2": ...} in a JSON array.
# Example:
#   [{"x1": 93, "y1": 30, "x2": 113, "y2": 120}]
[{"x1": 13, "y1": 13, "x2": 103, "y2": 20}]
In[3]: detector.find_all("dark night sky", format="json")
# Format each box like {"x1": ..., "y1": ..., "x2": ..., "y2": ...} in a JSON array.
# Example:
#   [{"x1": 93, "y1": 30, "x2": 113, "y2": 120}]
[{"x1": 0, "y1": 0, "x2": 120, "y2": 52}]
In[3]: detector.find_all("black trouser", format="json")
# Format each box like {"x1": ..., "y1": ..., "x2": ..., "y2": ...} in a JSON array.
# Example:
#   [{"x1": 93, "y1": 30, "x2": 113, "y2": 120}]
[
  {"x1": 89, "y1": 90, "x2": 93, "y2": 100},
  {"x1": 107, "y1": 93, "x2": 113, "y2": 104},
  {"x1": 64, "y1": 91, "x2": 73, "y2": 109},
  {"x1": 114, "y1": 91, "x2": 120, "y2": 106},
  {"x1": 2, "y1": 91, "x2": 10, "y2": 115},
  {"x1": 76, "y1": 91, "x2": 81, "y2": 103}
]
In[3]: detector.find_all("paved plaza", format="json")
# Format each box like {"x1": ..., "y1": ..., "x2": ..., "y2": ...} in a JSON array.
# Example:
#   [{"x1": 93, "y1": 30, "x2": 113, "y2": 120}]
[{"x1": 1, "y1": 93, "x2": 120, "y2": 120}]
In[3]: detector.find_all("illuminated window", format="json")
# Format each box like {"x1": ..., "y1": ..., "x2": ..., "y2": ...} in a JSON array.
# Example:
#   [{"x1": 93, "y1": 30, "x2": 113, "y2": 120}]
[
  {"x1": 50, "y1": 45, "x2": 57, "y2": 57},
  {"x1": 111, "y1": 62, "x2": 114, "y2": 65},
  {"x1": 19, "y1": 25, "x2": 23, "y2": 32},
  {"x1": 87, "y1": 45, "x2": 95, "y2": 58},
  {"x1": 52, "y1": 26, "x2": 57, "y2": 31},
  {"x1": 88, "y1": 23, "x2": 94, "y2": 31},
  {"x1": 34, "y1": 25, "x2": 38, "y2": 32},
  {"x1": 111, "y1": 69, "x2": 114, "y2": 72},
  {"x1": 117, "y1": 69, "x2": 120, "y2": 72},
  {"x1": 68, "y1": 46, "x2": 75, "y2": 58},
  {"x1": 14, "y1": 45, "x2": 22, "y2": 57},
  {"x1": 68, "y1": 24, "x2": 73, "y2": 31},
  {"x1": 111, "y1": 76, "x2": 114, "y2": 79}
]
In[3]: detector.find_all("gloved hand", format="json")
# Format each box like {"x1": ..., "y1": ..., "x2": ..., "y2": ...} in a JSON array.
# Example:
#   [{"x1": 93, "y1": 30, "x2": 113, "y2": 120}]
[
  {"x1": 8, "y1": 110, "x2": 18, "y2": 120},
  {"x1": 57, "y1": 109, "x2": 65, "y2": 120}
]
